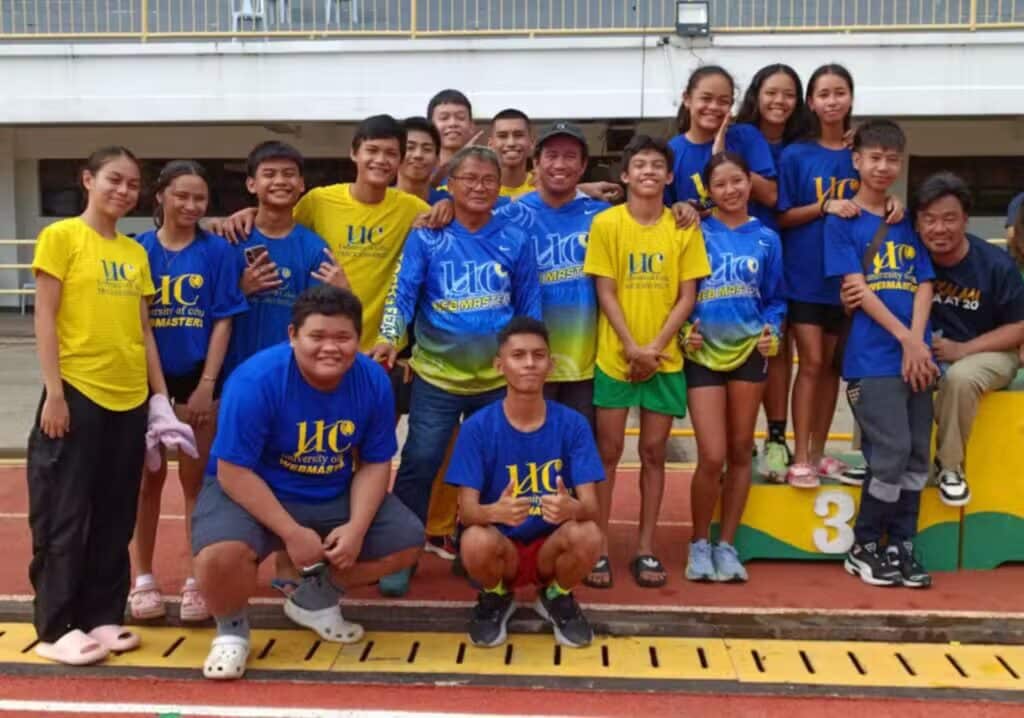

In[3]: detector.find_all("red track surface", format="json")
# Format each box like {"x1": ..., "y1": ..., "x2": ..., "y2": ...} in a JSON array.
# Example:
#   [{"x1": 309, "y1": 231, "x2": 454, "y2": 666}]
[
  {"x1": 1, "y1": 465, "x2": 1022, "y2": 612},
  {"x1": 0, "y1": 676, "x2": 1021, "y2": 717}
]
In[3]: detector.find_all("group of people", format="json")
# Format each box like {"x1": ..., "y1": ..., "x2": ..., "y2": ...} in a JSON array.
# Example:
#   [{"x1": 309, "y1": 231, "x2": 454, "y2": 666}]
[{"x1": 24, "y1": 62, "x2": 1024, "y2": 678}]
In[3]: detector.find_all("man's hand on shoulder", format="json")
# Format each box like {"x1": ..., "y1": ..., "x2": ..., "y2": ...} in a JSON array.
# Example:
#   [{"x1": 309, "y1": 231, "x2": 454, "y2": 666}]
[{"x1": 413, "y1": 199, "x2": 454, "y2": 230}]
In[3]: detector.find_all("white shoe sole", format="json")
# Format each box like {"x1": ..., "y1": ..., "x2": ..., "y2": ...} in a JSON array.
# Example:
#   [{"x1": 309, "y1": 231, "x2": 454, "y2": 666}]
[
  {"x1": 283, "y1": 600, "x2": 364, "y2": 644},
  {"x1": 843, "y1": 557, "x2": 898, "y2": 587},
  {"x1": 939, "y1": 492, "x2": 970, "y2": 508},
  {"x1": 424, "y1": 543, "x2": 456, "y2": 561}
]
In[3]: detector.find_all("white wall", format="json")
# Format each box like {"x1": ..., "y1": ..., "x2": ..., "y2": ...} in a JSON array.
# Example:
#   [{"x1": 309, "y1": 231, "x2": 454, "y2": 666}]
[{"x1": 1, "y1": 30, "x2": 1024, "y2": 124}]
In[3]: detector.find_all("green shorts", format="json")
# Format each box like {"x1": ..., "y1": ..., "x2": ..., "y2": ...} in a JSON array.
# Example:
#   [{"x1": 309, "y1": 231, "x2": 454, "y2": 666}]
[{"x1": 593, "y1": 366, "x2": 687, "y2": 418}]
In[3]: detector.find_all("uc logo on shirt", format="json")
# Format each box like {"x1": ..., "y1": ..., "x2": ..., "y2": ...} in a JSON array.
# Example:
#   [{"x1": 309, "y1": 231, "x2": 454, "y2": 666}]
[
  {"x1": 628, "y1": 252, "x2": 664, "y2": 276},
  {"x1": 100, "y1": 260, "x2": 136, "y2": 283},
  {"x1": 346, "y1": 225, "x2": 386, "y2": 246},
  {"x1": 536, "y1": 232, "x2": 588, "y2": 271},
  {"x1": 154, "y1": 273, "x2": 204, "y2": 307},
  {"x1": 295, "y1": 418, "x2": 356, "y2": 456},
  {"x1": 441, "y1": 260, "x2": 508, "y2": 297},
  {"x1": 871, "y1": 241, "x2": 917, "y2": 275}
]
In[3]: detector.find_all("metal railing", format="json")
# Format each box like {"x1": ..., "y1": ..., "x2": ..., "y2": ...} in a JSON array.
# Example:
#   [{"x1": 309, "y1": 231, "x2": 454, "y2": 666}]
[{"x1": 0, "y1": 0, "x2": 1022, "y2": 39}]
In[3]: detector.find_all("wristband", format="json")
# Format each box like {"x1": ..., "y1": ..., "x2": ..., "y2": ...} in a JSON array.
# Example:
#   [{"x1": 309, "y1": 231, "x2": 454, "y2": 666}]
[{"x1": 200, "y1": 375, "x2": 217, "y2": 383}]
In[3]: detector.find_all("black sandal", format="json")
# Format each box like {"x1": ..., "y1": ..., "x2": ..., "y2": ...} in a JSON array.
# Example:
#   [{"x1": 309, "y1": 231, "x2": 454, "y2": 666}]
[
  {"x1": 630, "y1": 554, "x2": 667, "y2": 588},
  {"x1": 583, "y1": 555, "x2": 613, "y2": 589}
]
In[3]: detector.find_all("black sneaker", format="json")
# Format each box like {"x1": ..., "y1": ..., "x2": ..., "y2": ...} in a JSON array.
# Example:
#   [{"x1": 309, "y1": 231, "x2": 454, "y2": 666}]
[
  {"x1": 468, "y1": 591, "x2": 515, "y2": 648},
  {"x1": 889, "y1": 541, "x2": 932, "y2": 589},
  {"x1": 844, "y1": 542, "x2": 900, "y2": 586},
  {"x1": 534, "y1": 591, "x2": 593, "y2": 648},
  {"x1": 840, "y1": 465, "x2": 869, "y2": 486}
]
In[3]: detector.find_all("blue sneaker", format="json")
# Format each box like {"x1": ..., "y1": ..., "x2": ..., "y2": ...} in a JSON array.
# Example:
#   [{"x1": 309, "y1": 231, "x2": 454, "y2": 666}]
[
  {"x1": 379, "y1": 566, "x2": 415, "y2": 597},
  {"x1": 712, "y1": 542, "x2": 748, "y2": 583},
  {"x1": 685, "y1": 539, "x2": 715, "y2": 582}
]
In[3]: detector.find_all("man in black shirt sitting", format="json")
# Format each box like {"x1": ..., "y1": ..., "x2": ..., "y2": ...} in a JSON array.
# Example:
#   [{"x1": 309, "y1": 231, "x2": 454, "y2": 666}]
[{"x1": 845, "y1": 172, "x2": 1024, "y2": 507}]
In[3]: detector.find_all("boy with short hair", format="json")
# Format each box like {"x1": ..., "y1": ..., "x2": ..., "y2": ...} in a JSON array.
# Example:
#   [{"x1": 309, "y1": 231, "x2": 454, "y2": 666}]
[
  {"x1": 224, "y1": 141, "x2": 343, "y2": 374},
  {"x1": 427, "y1": 89, "x2": 478, "y2": 168},
  {"x1": 447, "y1": 317, "x2": 603, "y2": 649},
  {"x1": 489, "y1": 108, "x2": 535, "y2": 199},
  {"x1": 824, "y1": 119, "x2": 938, "y2": 589},
  {"x1": 583, "y1": 134, "x2": 710, "y2": 589},
  {"x1": 398, "y1": 116, "x2": 450, "y2": 206}
]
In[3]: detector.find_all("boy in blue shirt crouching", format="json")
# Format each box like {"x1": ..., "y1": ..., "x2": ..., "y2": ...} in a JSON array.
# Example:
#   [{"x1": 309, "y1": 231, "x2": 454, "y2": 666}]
[
  {"x1": 445, "y1": 317, "x2": 604, "y2": 649},
  {"x1": 825, "y1": 120, "x2": 939, "y2": 589}
]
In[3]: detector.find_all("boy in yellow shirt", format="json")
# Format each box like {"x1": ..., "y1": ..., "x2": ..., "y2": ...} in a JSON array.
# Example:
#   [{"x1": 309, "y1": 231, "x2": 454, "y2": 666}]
[
  {"x1": 582, "y1": 135, "x2": 710, "y2": 589},
  {"x1": 489, "y1": 108, "x2": 535, "y2": 199}
]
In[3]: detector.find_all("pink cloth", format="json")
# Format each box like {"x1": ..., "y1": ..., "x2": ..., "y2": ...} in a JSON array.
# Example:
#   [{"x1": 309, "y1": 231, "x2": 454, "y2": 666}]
[{"x1": 144, "y1": 394, "x2": 199, "y2": 471}]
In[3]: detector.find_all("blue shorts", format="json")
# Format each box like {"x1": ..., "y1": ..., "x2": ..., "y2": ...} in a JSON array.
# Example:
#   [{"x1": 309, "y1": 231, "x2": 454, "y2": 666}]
[{"x1": 191, "y1": 477, "x2": 424, "y2": 561}]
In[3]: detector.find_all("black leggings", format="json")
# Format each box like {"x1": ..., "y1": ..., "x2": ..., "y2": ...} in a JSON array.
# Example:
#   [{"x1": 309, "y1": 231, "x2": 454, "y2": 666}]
[{"x1": 27, "y1": 382, "x2": 147, "y2": 642}]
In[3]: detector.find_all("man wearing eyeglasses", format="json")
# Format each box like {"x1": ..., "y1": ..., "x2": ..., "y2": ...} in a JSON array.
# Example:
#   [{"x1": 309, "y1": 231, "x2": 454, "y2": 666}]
[{"x1": 371, "y1": 145, "x2": 543, "y2": 594}]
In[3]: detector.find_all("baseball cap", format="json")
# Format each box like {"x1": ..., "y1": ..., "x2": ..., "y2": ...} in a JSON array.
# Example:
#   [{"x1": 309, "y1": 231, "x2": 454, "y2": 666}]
[{"x1": 534, "y1": 121, "x2": 588, "y2": 156}]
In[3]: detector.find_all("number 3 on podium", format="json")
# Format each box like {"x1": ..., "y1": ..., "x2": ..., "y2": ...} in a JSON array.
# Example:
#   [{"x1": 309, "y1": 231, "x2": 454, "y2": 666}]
[{"x1": 812, "y1": 490, "x2": 856, "y2": 554}]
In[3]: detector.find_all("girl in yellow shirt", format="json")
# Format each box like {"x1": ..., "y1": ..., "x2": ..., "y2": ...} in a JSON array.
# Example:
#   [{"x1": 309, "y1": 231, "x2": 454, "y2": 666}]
[{"x1": 29, "y1": 146, "x2": 173, "y2": 666}]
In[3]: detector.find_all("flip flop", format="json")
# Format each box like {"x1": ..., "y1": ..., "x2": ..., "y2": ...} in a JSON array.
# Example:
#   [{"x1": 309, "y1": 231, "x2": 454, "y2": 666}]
[
  {"x1": 582, "y1": 555, "x2": 613, "y2": 589},
  {"x1": 630, "y1": 554, "x2": 668, "y2": 588},
  {"x1": 203, "y1": 634, "x2": 250, "y2": 681},
  {"x1": 88, "y1": 625, "x2": 141, "y2": 653},
  {"x1": 283, "y1": 599, "x2": 364, "y2": 644},
  {"x1": 35, "y1": 629, "x2": 109, "y2": 666}
]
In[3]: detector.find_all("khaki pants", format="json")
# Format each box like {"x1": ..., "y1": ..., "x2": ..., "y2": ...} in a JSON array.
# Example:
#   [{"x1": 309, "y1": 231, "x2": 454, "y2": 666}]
[{"x1": 934, "y1": 351, "x2": 1021, "y2": 470}]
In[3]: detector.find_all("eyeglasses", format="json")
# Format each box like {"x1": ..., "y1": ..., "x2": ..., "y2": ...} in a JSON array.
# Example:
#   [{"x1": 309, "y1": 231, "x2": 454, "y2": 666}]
[{"x1": 450, "y1": 174, "x2": 501, "y2": 190}]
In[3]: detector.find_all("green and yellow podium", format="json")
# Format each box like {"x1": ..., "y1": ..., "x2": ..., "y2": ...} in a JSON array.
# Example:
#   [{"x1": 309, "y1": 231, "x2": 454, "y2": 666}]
[
  {"x1": 722, "y1": 482, "x2": 961, "y2": 571},
  {"x1": 961, "y1": 385, "x2": 1024, "y2": 569}
]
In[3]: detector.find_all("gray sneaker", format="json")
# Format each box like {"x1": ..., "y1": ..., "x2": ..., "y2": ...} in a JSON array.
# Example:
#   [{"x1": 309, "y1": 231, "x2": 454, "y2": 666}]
[
  {"x1": 712, "y1": 541, "x2": 749, "y2": 583},
  {"x1": 685, "y1": 539, "x2": 715, "y2": 582}
]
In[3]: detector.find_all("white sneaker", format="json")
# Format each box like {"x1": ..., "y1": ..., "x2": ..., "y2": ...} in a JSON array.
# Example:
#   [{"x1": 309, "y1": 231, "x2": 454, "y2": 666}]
[{"x1": 937, "y1": 467, "x2": 970, "y2": 507}]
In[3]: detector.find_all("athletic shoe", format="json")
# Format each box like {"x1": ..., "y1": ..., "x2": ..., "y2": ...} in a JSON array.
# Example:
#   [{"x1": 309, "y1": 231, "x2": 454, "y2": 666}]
[
  {"x1": 424, "y1": 534, "x2": 457, "y2": 561},
  {"x1": 889, "y1": 541, "x2": 932, "y2": 589},
  {"x1": 685, "y1": 539, "x2": 715, "y2": 582},
  {"x1": 759, "y1": 440, "x2": 791, "y2": 483},
  {"x1": 817, "y1": 455, "x2": 849, "y2": 480},
  {"x1": 712, "y1": 541, "x2": 748, "y2": 583},
  {"x1": 844, "y1": 542, "x2": 900, "y2": 587},
  {"x1": 468, "y1": 591, "x2": 515, "y2": 648},
  {"x1": 937, "y1": 467, "x2": 970, "y2": 507},
  {"x1": 839, "y1": 465, "x2": 869, "y2": 486},
  {"x1": 534, "y1": 592, "x2": 593, "y2": 648}
]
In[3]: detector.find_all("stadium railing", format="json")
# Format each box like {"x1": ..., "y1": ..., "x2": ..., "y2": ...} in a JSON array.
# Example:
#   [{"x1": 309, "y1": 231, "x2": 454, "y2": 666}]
[{"x1": 0, "y1": 0, "x2": 1021, "y2": 40}]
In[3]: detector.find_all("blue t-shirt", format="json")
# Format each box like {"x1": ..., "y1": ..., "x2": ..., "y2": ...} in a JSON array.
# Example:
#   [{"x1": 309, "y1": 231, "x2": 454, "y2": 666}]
[
  {"x1": 495, "y1": 191, "x2": 609, "y2": 382},
  {"x1": 377, "y1": 213, "x2": 542, "y2": 395},
  {"x1": 137, "y1": 230, "x2": 248, "y2": 377},
  {"x1": 224, "y1": 225, "x2": 331, "y2": 375},
  {"x1": 428, "y1": 187, "x2": 451, "y2": 205},
  {"x1": 210, "y1": 344, "x2": 397, "y2": 503},
  {"x1": 824, "y1": 214, "x2": 935, "y2": 380},
  {"x1": 749, "y1": 130, "x2": 789, "y2": 232},
  {"x1": 445, "y1": 400, "x2": 604, "y2": 543},
  {"x1": 777, "y1": 141, "x2": 860, "y2": 305},
  {"x1": 664, "y1": 124, "x2": 776, "y2": 218}
]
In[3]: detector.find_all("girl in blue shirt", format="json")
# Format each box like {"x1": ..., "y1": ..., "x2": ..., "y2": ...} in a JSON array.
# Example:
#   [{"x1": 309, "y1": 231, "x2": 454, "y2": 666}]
[
  {"x1": 665, "y1": 65, "x2": 777, "y2": 230},
  {"x1": 130, "y1": 161, "x2": 247, "y2": 623},
  {"x1": 734, "y1": 63, "x2": 808, "y2": 478},
  {"x1": 682, "y1": 152, "x2": 785, "y2": 583}
]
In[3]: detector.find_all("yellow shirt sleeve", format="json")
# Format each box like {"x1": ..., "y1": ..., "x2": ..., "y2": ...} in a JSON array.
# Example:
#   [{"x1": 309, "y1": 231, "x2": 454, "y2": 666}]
[
  {"x1": 678, "y1": 225, "x2": 712, "y2": 282},
  {"x1": 583, "y1": 215, "x2": 616, "y2": 279},
  {"x1": 293, "y1": 189, "x2": 318, "y2": 230},
  {"x1": 31, "y1": 223, "x2": 74, "y2": 281},
  {"x1": 138, "y1": 253, "x2": 156, "y2": 297}
]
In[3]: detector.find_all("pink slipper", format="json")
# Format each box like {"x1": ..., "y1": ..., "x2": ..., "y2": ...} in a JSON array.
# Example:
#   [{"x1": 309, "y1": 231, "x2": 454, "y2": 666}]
[
  {"x1": 35, "y1": 629, "x2": 109, "y2": 666},
  {"x1": 88, "y1": 625, "x2": 141, "y2": 653},
  {"x1": 180, "y1": 584, "x2": 210, "y2": 623},
  {"x1": 787, "y1": 463, "x2": 821, "y2": 489}
]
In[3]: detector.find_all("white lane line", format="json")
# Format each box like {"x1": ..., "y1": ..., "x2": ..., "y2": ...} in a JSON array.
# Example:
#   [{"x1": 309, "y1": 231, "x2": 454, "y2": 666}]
[
  {"x1": 0, "y1": 701, "x2": 567, "y2": 717},
  {"x1": 0, "y1": 593, "x2": 1020, "y2": 619}
]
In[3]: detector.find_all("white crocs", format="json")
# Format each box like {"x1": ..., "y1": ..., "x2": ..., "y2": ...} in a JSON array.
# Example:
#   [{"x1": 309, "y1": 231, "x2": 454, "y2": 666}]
[
  {"x1": 283, "y1": 599, "x2": 364, "y2": 644},
  {"x1": 203, "y1": 635, "x2": 250, "y2": 681}
]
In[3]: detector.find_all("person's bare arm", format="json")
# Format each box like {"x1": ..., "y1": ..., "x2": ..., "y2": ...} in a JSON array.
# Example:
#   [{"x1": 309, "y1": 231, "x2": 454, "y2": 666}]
[
  {"x1": 458, "y1": 485, "x2": 530, "y2": 528},
  {"x1": 141, "y1": 298, "x2": 169, "y2": 397},
  {"x1": 33, "y1": 273, "x2": 69, "y2": 438},
  {"x1": 749, "y1": 173, "x2": 778, "y2": 207},
  {"x1": 594, "y1": 276, "x2": 638, "y2": 355},
  {"x1": 651, "y1": 279, "x2": 698, "y2": 354}
]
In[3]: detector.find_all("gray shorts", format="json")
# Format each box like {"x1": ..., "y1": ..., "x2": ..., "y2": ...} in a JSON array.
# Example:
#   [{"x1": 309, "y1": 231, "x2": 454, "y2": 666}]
[{"x1": 191, "y1": 477, "x2": 425, "y2": 561}]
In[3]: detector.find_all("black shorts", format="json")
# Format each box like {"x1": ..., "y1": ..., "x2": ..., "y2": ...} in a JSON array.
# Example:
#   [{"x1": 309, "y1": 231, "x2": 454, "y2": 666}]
[
  {"x1": 390, "y1": 361, "x2": 413, "y2": 416},
  {"x1": 166, "y1": 366, "x2": 224, "y2": 404},
  {"x1": 788, "y1": 300, "x2": 844, "y2": 334},
  {"x1": 685, "y1": 351, "x2": 768, "y2": 388}
]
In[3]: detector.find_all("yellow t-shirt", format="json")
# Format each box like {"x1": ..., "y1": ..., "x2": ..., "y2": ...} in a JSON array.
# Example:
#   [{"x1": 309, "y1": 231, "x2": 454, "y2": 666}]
[
  {"x1": 500, "y1": 172, "x2": 535, "y2": 199},
  {"x1": 32, "y1": 217, "x2": 156, "y2": 411},
  {"x1": 294, "y1": 184, "x2": 428, "y2": 351},
  {"x1": 583, "y1": 205, "x2": 710, "y2": 382}
]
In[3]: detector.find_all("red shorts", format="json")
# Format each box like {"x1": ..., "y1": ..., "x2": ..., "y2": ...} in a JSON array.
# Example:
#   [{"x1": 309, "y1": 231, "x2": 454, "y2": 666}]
[{"x1": 511, "y1": 536, "x2": 549, "y2": 588}]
